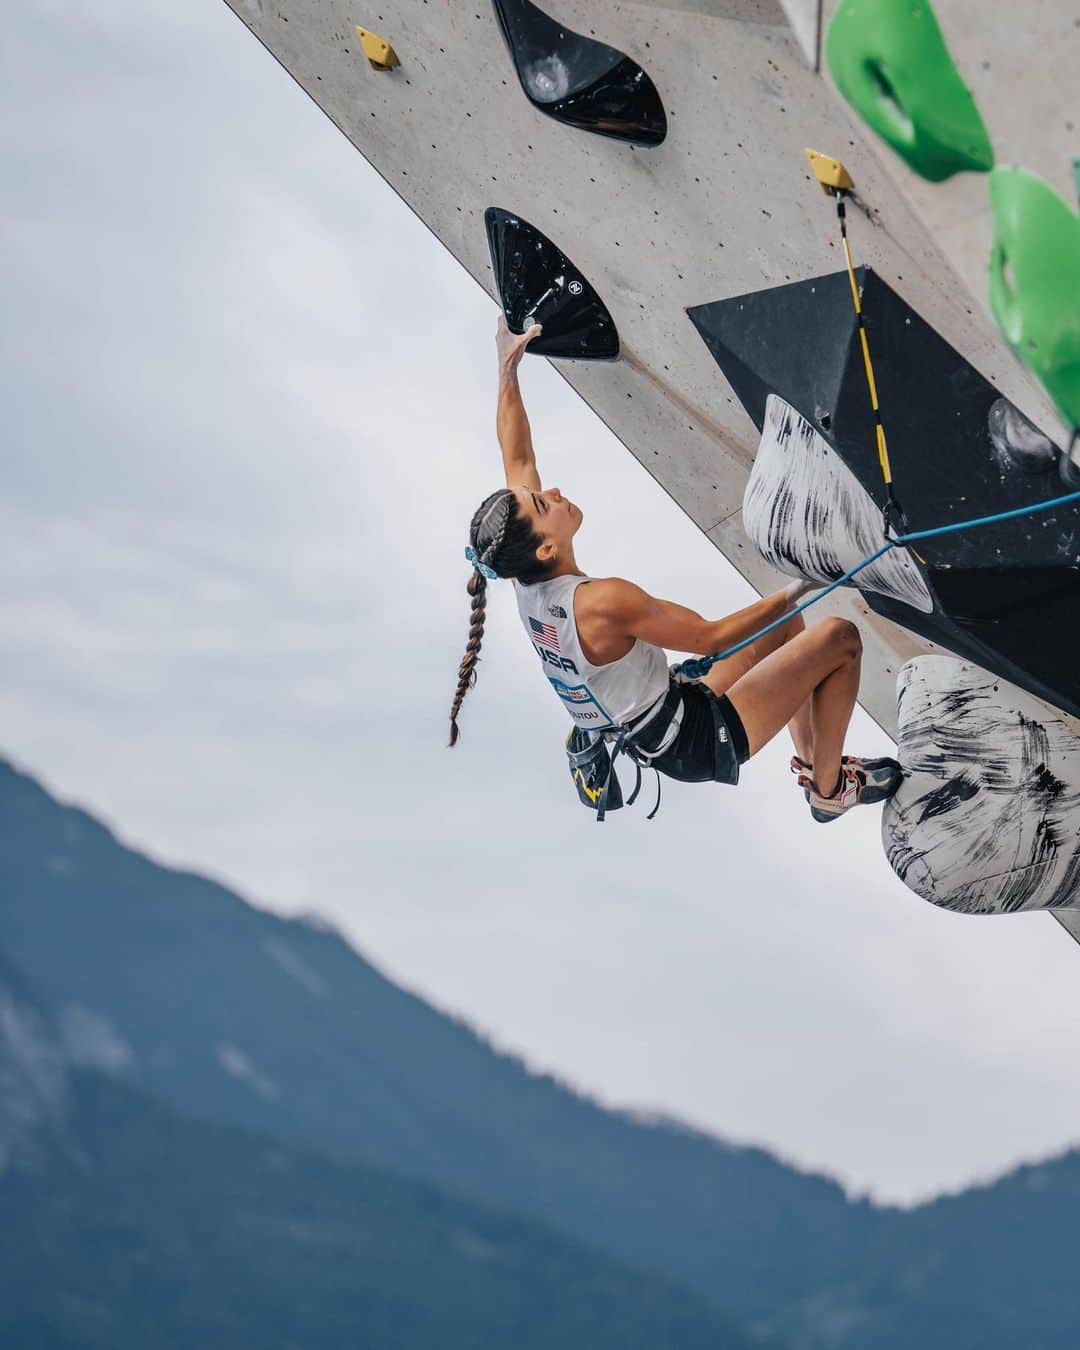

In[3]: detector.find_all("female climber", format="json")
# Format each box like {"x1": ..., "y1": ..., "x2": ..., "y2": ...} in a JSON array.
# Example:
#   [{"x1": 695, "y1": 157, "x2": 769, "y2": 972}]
[{"x1": 448, "y1": 317, "x2": 901, "y2": 821}]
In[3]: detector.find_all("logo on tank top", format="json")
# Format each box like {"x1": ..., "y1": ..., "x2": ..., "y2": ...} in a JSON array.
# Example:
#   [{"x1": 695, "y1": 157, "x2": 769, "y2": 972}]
[
  {"x1": 553, "y1": 681, "x2": 591, "y2": 703},
  {"x1": 547, "y1": 604, "x2": 567, "y2": 619},
  {"x1": 548, "y1": 678, "x2": 614, "y2": 728}
]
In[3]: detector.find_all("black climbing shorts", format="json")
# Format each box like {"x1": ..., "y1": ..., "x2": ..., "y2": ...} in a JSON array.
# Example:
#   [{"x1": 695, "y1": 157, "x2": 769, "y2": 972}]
[{"x1": 632, "y1": 673, "x2": 749, "y2": 786}]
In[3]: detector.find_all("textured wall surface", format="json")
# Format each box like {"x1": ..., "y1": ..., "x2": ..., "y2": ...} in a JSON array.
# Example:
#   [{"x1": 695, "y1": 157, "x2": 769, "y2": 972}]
[
  {"x1": 885, "y1": 657, "x2": 1080, "y2": 914},
  {"x1": 219, "y1": 0, "x2": 1063, "y2": 736}
]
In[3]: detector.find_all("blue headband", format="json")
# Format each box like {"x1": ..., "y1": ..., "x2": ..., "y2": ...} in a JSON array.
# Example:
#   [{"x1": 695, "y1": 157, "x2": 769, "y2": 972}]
[{"x1": 465, "y1": 546, "x2": 498, "y2": 580}]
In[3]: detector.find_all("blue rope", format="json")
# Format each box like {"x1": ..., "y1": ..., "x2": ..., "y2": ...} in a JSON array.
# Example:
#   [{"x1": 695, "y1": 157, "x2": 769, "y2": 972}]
[
  {"x1": 676, "y1": 484, "x2": 1080, "y2": 682},
  {"x1": 898, "y1": 488, "x2": 1080, "y2": 542}
]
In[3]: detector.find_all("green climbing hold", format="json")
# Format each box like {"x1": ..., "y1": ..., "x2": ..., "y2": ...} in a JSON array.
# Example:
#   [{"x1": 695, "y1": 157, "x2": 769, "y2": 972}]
[
  {"x1": 989, "y1": 167, "x2": 1080, "y2": 432},
  {"x1": 826, "y1": 0, "x2": 994, "y2": 183}
]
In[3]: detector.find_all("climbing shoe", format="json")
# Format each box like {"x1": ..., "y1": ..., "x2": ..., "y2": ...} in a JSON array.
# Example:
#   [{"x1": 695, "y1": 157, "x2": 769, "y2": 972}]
[
  {"x1": 798, "y1": 757, "x2": 903, "y2": 823},
  {"x1": 790, "y1": 754, "x2": 898, "y2": 802}
]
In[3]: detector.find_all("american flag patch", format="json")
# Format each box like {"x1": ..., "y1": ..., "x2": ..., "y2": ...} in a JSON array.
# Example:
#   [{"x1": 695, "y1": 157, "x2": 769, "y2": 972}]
[{"x1": 529, "y1": 617, "x2": 560, "y2": 652}]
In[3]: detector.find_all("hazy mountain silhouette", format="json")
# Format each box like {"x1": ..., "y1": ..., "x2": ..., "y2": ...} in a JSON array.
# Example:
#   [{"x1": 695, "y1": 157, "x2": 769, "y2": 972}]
[
  {"x1": 3, "y1": 757, "x2": 1080, "y2": 1347},
  {"x1": 0, "y1": 759, "x2": 881, "y2": 1326},
  {"x1": 0, "y1": 956, "x2": 761, "y2": 1350}
]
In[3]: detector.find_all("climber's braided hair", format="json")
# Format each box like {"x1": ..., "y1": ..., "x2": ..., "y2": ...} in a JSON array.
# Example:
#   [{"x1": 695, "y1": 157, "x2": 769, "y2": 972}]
[{"x1": 448, "y1": 488, "x2": 553, "y2": 747}]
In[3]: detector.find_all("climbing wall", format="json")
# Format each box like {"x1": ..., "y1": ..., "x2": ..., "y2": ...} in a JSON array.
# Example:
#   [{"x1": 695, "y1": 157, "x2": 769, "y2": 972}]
[
  {"x1": 691, "y1": 267, "x2": 1080, "y2": 721},
  {"x1": 816, "y1": 0, "x2": 1079, "y2": 321},
  {"x1": 221, "y1": 0, "x2": 1080, "y2": 928},
  {"x1": 885, "y1": 657, "x2": 1080, "y2": 915}
]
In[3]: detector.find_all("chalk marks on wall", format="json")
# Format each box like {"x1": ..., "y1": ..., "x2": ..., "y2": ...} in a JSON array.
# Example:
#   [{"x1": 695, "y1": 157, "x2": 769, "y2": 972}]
[
  {"x1": 883, "y1": 656, "x2": 1080, "y2": 914},
  {"x1": 744, "y1": 395, "x2": 933, "y2": 612}
]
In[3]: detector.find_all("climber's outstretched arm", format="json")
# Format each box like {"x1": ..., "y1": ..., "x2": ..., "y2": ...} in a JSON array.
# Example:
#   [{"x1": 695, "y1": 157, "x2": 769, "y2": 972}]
[
  {"x1": 582, "y1": 578, "x2": 815, "y2": 657},
  {"x1": 496, "y1": 316, "x2": 542, "y2": 491}
]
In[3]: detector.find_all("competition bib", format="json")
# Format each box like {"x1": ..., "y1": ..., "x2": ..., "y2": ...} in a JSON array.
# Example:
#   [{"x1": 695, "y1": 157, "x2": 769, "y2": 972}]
[{"x1": 548, "y1": 677, "x2": 616, "y2": 731}]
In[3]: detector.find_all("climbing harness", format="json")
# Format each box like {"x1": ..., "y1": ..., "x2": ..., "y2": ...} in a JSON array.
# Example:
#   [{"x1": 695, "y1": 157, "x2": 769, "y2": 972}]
[
  {"x1": 567, "y1": 725, "x2": 661, "y2": 823},
  {"x1": 568, "y1": 686, "x2": 681, "y2": 822}
]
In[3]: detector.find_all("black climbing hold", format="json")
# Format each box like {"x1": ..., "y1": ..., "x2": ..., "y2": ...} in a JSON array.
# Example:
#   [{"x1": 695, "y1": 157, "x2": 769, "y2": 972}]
[
  {"x1": 485, "y1": 207, "x2": 619, "y2": 361},
  {"x1": 688, "y1": 272, "x2": 857, "y2": 437},
  {"x1": 688, "y1": 269, "x2": 1080, "y2": 718},
  {"x1": 492, "y1": 0, "x2": 666, "y2": 146}
]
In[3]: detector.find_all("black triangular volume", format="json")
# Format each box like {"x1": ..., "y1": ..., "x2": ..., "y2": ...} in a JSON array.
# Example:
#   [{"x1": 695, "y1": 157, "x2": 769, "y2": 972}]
[
  {"x1": 689, "y1": 268, "x2": 1080, "y2": 718},
  {"x1": 689, "y1": 269, "x2": 1074, "y2": 562},
  {"x1": 492, "y1": 0, "x2": 666, "y2": 146},
  {"x1": 687, "y1": 271, "x2": 858, "y2": 436},
  {"x1": 485, "y1": 208, "x2": 619, "y2": 361}
]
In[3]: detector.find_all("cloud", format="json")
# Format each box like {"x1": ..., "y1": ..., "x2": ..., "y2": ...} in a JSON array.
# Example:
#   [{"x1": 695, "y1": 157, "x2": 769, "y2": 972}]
[{"x1": 4, "y1": 0, "x2": 1080, "y2": 1206}]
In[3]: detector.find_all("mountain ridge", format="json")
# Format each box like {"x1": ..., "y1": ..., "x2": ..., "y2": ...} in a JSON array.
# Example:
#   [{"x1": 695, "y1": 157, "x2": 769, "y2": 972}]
[
  {"x1": 6, "y1": 754, "x2": 1080, "y2": 1347},
  {"x1": 0, "y1": 753, "x2": 884, "y2": 1330},
  {"x1": 0, "y1": 959, "x2": 764, "y2": 1350}
]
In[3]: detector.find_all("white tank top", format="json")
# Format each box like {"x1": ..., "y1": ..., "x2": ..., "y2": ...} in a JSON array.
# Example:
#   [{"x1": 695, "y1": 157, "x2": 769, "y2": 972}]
[{"x1": 515, "y1": 574, "x2": 672, "y2": 736}]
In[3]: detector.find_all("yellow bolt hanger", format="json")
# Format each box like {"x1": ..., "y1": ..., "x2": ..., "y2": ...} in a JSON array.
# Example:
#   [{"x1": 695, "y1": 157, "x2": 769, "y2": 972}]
[
  {"x1": 355, "y1": 26, "x2": 399, "y2": 71},
  {"x1": 805, "y1": 147, "x2": 854, "y2": 196}
]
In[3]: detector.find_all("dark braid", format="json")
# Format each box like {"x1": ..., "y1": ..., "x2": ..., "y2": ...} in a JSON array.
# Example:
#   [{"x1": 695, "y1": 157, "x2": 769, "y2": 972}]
[
  {"x1": 448, "y1": 488, "x2": 553, "y2": 747},
  {"x1": 448, "y1": 571, "x2": 487, "y2": 748}
]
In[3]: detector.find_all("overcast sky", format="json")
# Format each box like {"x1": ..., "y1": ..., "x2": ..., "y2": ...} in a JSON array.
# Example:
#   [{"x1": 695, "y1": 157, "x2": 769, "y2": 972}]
[{"x1": 5, "y1": 0, "x2": 1080, "y2": 1206}]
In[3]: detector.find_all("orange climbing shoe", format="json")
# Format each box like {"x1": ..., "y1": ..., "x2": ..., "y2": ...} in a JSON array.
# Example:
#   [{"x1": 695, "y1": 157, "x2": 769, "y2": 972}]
[{"x1": 798, "y1": 757, "x2": 903, "y2": 822}]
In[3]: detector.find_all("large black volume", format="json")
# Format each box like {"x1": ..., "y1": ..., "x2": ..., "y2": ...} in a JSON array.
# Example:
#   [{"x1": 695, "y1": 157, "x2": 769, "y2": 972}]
[
  {"x1": 492, "y1": 0, "x2": 666, "y2": 146},
  {"x1": 688, "y1": 269, "x2": 1080, "y2": 718},
  {"x1": 485, "y1": 207, "x2": 619, "y2": 361}
]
